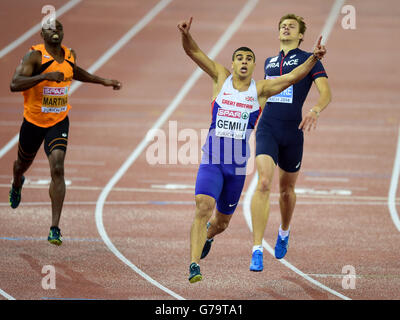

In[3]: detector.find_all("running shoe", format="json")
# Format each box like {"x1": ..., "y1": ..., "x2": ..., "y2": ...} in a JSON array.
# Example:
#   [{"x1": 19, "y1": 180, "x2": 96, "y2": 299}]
[
  {"x1": 249, "y1": 250, "x2": 263, "y2": 272},
  {"x1": 188, "y1": 262, "x2": 202, "y2": 283},
  {"x1": 48, "y1": 226, "x2": 63, "y2": 246},
  {"x1": 200, "y1": 222, "x2": 214, "y2": 259},
  {"x1": 274, "y1": 231, "x2": 290, "y2": 259},
  {"x1": 9, "y1": 176, "x2": 25, "y2": 209}
]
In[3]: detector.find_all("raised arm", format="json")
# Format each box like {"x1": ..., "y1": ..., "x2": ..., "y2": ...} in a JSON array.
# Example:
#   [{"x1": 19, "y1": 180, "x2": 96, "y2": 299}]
[
  {"x1": 257, "y1": 36, "x2": 327, "y2": 100},
  {"x1": 178, "y1": 17, "x2": 229, "y2": 84},
  {"x1": 10, "y1": 50, "x2": 64, "y2": 92}
]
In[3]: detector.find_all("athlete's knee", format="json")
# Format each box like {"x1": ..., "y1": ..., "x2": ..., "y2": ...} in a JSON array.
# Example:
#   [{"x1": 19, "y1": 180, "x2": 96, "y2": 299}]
[
  {"x1": 257, "y1": 175, "x2": 272, "y2": 193},
  {"x1": 50, "y1": 162, "x2": 65, "y2": 179},
  {"x1": 49, "y1": 150, "x2": 66, "y2": 179},
  {"x1": 14, "y1": 158, "x2": 32, "y2": 173},
  {"x1": 195, "y1": 195, "x2": 215, "y2": 217},
  {"x1": 280, "y1": 186, "x2": 296, "y2": 201}
]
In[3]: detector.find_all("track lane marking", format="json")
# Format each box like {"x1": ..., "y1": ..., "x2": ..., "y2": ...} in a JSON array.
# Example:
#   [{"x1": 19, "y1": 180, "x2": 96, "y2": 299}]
[{"x1": 388, "y1": 126, "x2": 400, "y2": 231}]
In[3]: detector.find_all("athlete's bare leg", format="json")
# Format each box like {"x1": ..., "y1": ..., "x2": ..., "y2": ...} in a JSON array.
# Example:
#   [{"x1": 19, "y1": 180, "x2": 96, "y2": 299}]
[
  {"x1": 278, "y1": 168, "x2": 300, "y2": 231},
  {"x1": 48, "y1": 149, "x2": 66, "y2": 227},
  {"x1": 190, "y1": 194, "x2": 216, "y2": 264},
  {"x1": 207, "y1": 209, "x2": 233, "y2": 239},
  {"x1": 250, "y1": 154, "x2": 276, "y2": 246},
  {"x1": 12, "y1": 143, "x2": 36, "y2": 189}
]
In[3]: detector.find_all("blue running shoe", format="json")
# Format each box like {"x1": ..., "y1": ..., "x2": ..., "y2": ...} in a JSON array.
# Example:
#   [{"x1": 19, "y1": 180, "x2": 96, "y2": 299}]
[
  {"x1": 48, "y1": 226, "x2": 63, "y2": 246},
  {"x1": 274, "y1": 232, "x2": 290, "y2": 259},
  {"x1": 9, "y1": 176, "x2": 25, "y2": 209},
  {"x1": 201, "y1": 222, "x2": 213, "y2": 259},
  {"x1": 188, "y1": 262, "x2": 202, "y2": 283},
  {"x1": 249, "y1": 250, "x2": 263, "y2": 272}
]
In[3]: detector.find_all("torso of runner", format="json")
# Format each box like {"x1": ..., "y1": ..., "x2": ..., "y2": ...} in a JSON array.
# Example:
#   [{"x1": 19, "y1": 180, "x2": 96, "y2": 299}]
[
  {"x1": 202, "y1": 74, "x2": 260, "y2": 167},
  {"x1": 259, "y1": 47, "x2": 327, "y2": 124},
  {"x1": 22, "y1": 44, "x2": 75, "y2": 128}
]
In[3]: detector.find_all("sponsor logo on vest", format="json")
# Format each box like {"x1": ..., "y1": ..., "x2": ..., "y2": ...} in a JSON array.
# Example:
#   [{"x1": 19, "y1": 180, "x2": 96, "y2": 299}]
[{"x1": 42, "y1": 86, "x2": 68, "y2": 113}]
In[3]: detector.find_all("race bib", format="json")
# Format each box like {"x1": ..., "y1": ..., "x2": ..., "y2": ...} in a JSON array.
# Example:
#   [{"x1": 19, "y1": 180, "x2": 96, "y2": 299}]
[
  {"x1": 42, "y1": 86, "x2": 68, "y2": 113},
  {"x1": 266, "y1": 76, "x2": 293, "y2": 103},
  {"x1": 215, "y1": 108, "x2": 249, "y2": 140}
]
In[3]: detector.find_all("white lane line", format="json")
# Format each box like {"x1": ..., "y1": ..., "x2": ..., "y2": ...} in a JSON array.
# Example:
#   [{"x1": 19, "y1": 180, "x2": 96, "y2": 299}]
[
  {"x1": 0, "y1": 134, "x2": 19, "y2": 159},
  {"x1": 388, "y1": 126, "x2": 400, "y2": 232},
  {"x1": 317, "y1": 0, "x2": 346, "y2": 46},
  {"x1": 242, "y1": 174, "x2": 351, "y2": 300},
  {"x1": 95, "y1": 0, "x2": 259, "y2": 300},
  {"x1": 0, "y1": 288, "x2": 15, "y2": 300},
  {"x1": 0, "y1": 183, "x2": 398, "y2": 203},
  {"x1": 0, "y1": 0, "x2": 82, "y2": 59},
  {"x1": 0, "y1": 199, "x2": 396, "y2": 208},
  {"x1": 0, "y1": 200, "x2": 193, "y2": 207}
]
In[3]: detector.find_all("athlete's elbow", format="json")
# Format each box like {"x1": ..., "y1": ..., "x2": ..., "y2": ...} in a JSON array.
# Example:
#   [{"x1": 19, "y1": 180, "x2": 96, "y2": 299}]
[{"x1": 10, "y1": 82, "x2": 20, "y2": 92}]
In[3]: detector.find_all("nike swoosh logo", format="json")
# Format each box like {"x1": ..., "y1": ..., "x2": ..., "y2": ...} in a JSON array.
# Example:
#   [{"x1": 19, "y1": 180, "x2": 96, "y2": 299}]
[{"x1": 228, "y1": 203, "x2": 238, "y2": 207}]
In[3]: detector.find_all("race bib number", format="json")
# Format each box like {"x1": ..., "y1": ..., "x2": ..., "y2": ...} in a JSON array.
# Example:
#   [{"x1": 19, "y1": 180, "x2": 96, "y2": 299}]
[
  {"x1": 42, "y1": 86, "x2": 68, "y2": 113},
  {"x1": 215, "y1": 108, "x2": 249, "y2": 140},
  {"x1": 266, "y1": 76, "x2": 293, "y2": 103}
]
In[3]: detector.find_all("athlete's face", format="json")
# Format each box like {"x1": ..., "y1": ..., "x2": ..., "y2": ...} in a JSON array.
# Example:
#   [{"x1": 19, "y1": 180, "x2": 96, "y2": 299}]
[
  {"x1": 231, "y1": 51, "x2": 255, "y2": 79},
  {"x1": 41, "y1": 20, "x2": 64, "y2": 45},
  {"x1": 279, "y1": 19, "x2": 303, "y2": 44}
]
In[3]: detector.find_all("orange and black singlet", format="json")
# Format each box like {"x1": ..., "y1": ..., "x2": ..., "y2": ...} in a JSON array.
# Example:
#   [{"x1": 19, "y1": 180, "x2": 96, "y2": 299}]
[{"x1": 22, "y1": 44, "x2": 75, "y2": 128}]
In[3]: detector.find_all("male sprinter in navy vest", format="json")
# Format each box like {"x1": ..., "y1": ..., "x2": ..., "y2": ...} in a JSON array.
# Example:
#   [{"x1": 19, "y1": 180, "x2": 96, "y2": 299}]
[{"x1": 250, "y1": 14, "x2": 332, "y2": 271}]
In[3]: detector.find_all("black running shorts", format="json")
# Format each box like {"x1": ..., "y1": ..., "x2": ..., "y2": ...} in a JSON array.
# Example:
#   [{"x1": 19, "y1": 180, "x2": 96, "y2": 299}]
[{"x1": 18, "y1": 116, "x2": 69, "y2": 161}]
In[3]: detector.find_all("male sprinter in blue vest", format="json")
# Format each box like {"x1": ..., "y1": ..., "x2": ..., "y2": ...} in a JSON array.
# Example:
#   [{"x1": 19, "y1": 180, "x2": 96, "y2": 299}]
[
  {"x1": 177, "y1": 16, "x2": 327, "y2": 282},
  {"x1": 250, "y1": 14, "x2": 332, "y2": 271}
]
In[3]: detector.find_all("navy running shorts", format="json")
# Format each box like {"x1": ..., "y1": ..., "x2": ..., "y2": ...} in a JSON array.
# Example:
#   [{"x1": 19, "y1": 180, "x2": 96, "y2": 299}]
[
  {"x1": 195, "y1": 153, "x2": 246, "y2": 215},
  {"x1": 255, "y1": 117, "x2": 303, "y2": 173}
]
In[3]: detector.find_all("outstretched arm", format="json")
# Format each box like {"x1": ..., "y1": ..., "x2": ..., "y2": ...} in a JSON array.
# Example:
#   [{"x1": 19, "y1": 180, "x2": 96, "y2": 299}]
[
  {"x1": 73, "y1": 66, "x2": 122, "y2": 89},
  {"x1": 257, "y1": 36, "x2": 326, "y2": 100},
  {"x1": 72, "y1": 51, "x2": 122, "y2": 90},
  {"x1": 178, "y1": 17, "x2": 229, "y2": 84}
]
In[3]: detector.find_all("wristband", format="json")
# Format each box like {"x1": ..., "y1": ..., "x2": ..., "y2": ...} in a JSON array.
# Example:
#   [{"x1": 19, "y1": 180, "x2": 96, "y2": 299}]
[{"x1": 312, "y1": 53, "x2": 320, "y2": 60}]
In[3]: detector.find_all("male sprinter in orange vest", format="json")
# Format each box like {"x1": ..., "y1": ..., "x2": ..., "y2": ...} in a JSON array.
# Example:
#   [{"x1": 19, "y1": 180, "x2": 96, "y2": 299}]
[{"x1": 9, "y1": 20, "x2": 121, "y2": 245}]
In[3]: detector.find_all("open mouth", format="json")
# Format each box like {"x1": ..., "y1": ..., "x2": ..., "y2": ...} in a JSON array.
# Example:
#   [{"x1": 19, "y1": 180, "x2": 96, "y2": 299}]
[
  {"x1": 51, "y1": 34, "x2": 60, "y2": 40},
  {"x1": 240, "y1": 66, "x2": 248, "y2": 73}
]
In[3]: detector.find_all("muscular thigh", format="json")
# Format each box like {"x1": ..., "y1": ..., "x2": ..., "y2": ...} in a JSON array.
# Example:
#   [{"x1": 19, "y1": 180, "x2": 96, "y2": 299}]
[
  {"x1": 43, "y1": 116, "x2": 70, "y2": 157},
  {"x1": 278, "y1": 129, "x2": 304, "y2": 173},
  {"x1": 279, "y1": 167, "x2": 300, "y2": 192},
  {"x1": 18, "y1": 118, "x2": 47, "y2": 161},
  {"x1": 216, "y1": 164, "x2": 246, "y2": 215},
  {"x1": 195, "y1": 162, "x2": 224, "y2": 201},
  {"x1": 255, "y1": 127, "x2": 279, "y2": 165}
]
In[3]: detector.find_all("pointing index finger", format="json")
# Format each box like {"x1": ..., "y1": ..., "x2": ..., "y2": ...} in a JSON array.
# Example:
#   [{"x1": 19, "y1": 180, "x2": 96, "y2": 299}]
[
  {"x1": 186, "y1": 16, "x2": 193, "y2": 30},
  {"x1": 316, "y1": 35, "x2": 322, "y2": 48}
]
